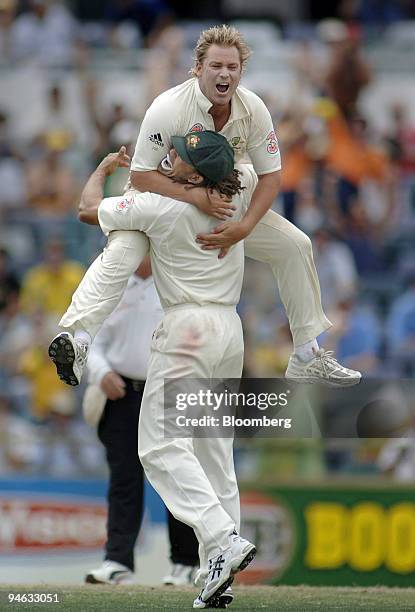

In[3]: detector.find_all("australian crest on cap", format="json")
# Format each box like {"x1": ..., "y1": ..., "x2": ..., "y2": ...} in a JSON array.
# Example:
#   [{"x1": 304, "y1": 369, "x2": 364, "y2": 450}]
[{"x1": 187, "y1": 134, "x2": 200, "y2": 148}]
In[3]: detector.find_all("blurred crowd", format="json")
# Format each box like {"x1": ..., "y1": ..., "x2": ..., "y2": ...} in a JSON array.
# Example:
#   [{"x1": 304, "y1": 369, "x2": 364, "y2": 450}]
[{"x1": 1, "y1": 0, "x2": 415, "y2": 479}]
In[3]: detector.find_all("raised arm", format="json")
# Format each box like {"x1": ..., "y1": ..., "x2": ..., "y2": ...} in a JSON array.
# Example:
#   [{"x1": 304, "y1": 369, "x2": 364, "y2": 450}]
[{"x1": 78, "y1": 146, "x2": 131, "y2": 225}]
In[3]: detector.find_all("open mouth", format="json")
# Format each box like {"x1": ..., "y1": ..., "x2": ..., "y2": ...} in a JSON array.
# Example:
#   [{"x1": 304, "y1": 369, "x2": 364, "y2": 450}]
[{"x1": 216, "y1": 83, "x2": 230, "y2": 94}]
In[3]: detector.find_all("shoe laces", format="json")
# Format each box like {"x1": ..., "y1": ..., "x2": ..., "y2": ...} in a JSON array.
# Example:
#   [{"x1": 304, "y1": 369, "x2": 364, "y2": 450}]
[
  {"x1": 313, "y1": 349, "x2": 347, "y2": 376},
  {"x1": 75, "y1": 341, "x2": 89, "y2": 367}
]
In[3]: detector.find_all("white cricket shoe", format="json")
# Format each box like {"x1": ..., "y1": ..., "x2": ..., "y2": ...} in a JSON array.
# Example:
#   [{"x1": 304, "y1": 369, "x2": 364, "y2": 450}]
[
  {"x1": 285, "y1": 348, "x2": 361, "y2": 387},
  {"x1": 193, "y1": 533, "x2": 256, "y2": 608},
  {"x1": 48, "y1": 332, "x2": 89, "y2": 386},
  {"x1": 163, "y1": 563, "x2": 198, "y2": 586},
  {"x1": 85, "y1": 560, "x2": 135, "y2": 585},
  {"x1": 193, "y1": 587, "x2": 234, "y2": 609}
]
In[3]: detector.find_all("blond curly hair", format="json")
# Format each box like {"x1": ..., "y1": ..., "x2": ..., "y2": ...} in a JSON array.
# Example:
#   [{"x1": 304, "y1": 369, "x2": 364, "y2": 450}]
[{"x1": 190, "y1": 25, "x2": 252, "y2": 76}]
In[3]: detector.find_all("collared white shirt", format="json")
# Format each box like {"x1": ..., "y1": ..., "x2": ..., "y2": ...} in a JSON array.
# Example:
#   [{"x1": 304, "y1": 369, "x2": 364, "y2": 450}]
[
  {"x1": 131, "y1": 78, "x2": 281, "y2": 177},
  {"x1": 87, "y1": 275, "x2": 163, "y2": 383},
  {"x1": 99, "y1": 165, "x2": 258, "y2": 311}
]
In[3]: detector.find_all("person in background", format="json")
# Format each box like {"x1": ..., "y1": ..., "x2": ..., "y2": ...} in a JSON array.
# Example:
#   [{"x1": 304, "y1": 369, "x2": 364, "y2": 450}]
[
  {"x1": 0, "y1": 246, "x2": 20, "y2": 313},
  {"x1": 19, "y1": 238, "x2": 84, "y2": 319},
  {"x1": 386, "y1": 270, "x2": 415, "y2": 377},
  {"x1": 84, "y1": 256, "x2": 199, "y2": 587}
]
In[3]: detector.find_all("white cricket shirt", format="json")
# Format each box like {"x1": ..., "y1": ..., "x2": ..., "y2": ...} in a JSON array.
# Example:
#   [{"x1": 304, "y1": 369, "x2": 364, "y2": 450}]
[
  {"x1": 131, "y1": 78, "x2": 281, "y2": 176},
  {"x1": 99, "y1": 165, "x2": 258, "y2": 311},
  {"x1": 86, "y1": 275, "x2": 163, "y2": 383}
]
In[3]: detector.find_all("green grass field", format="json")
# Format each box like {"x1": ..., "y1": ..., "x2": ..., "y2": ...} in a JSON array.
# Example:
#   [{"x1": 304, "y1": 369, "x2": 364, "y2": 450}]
[{"x1": 1, "y1": 585, "x2": 415, "y2": 611}]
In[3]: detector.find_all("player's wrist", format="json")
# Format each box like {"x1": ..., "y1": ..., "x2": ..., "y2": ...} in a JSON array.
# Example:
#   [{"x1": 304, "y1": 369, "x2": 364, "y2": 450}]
[
  {"x1": 239, "y1": 218, "x2": 253, "y2": 237},
  {"x1": 191, "y1": 187, "x2": 209, "y2": 209},
  {"x1": 95, "y1": 166, "x2": 110, "y2": 179}
]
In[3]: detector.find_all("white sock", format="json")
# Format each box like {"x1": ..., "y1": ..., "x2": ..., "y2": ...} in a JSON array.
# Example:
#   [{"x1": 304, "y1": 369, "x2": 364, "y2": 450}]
[
  {"x1": 294, "y1": 339, "x2": 319, "y2": 362},
  {"x1": 74, "y1": 329, "x2": 92, "y2": 346}
]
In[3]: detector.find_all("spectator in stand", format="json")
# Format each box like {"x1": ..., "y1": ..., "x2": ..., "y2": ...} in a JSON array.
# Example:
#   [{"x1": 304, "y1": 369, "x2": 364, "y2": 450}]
[
  {"x1": 19, "y1": 309, "x2": 76, "y2": 422},
  {"x1": 312, "y1": 226, "x2": 358, "y2": 311},
  {"x1": 0, "y1": 110, "x2": 26, "y2": 215},
  {"x1": 385, "y1": 103, "x2": 415, "y2": 178},
  {"x1": 19, "y1": 238, "x2": 84, "y2": 320},
  {"x1": 144, "y1": 24, "x2": 186, "y2": 103},
  {"x1": 385, "y1": 102, "x2": 415, "y2": 224},
  {"x1": 341, "y1": 203, "x2": 383, "y2": 277},
  {"x1": 0, "y1": 288, "x2": 33, "y2": 390},
  {"x1": 35, "y1": 84, "x2": 75, "y2": 154},
  {"x1": 9, "y1": 0, "x2": 77, "y2": 65},
  {"x1": 315, "y1": 101, "x2": 391, "y2": 217},
  {"x1": 26, "y1": 145, "x2": 80, "y2": 217},
  {"x1": 277, "y1": 109, "x2": 313, "y2": 225},
  {"x1": 0, "y1": 0, "x2": 17, "y2": 64},
  {"x1": 82, "y1": 77, "x2": 138, "y2": 166},
  {"x1": 0, "y1": 394, "x2": 40, "y2": 473},
  {"x1": 324, "y1": 29, "x2": 371, "y2": 121},
  {"x1": 0, "y1": 247, "x2": 20, "y2": 314},
  {"x1": 325, "y1": 297, "x2": 381, "y2": 375},
  {"x1": 105, "y1": 0, "x2": 173, "y2": 48},
  {"x1": 386, "y1": 271, "x2": 415, "y2": 376}
]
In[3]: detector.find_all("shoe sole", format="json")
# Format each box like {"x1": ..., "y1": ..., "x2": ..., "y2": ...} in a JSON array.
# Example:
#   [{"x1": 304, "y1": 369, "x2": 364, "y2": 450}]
[
  {"x1": 219, "y1": 593, "x2": 234, "y2": 606},
  {"x1": 286, "y1": 375, "x2": 361, "y2": 388},
  {"x1": 48, "y1": 335, "x2": 79, "y2": 386},
  {"x1": 203, "y1": 546, "x2": 256, "y2": 607},
  {"x1": 85, "y1": 574, "x2": 109, "y2": 585}
]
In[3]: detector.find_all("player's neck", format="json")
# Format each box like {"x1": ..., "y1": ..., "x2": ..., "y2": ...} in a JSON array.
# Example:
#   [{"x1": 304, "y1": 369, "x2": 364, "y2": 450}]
[{"x1": 209, "y1": 103, "x2": 231, "y2": 132}]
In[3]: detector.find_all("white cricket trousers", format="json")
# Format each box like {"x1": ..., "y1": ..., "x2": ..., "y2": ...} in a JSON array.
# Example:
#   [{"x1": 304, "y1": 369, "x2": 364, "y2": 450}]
[
  {"x1": 59, "y1": 207, "x2": 331, "y2": 344},
  {"x1": 138, "y1": 304, "x2": 243, "y2": 567}
]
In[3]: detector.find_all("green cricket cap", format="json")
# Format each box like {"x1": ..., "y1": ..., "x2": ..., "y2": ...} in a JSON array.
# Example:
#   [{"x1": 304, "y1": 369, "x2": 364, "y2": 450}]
[{"x1": 171, "y1": 130, "x2": 234, "y2": 183}]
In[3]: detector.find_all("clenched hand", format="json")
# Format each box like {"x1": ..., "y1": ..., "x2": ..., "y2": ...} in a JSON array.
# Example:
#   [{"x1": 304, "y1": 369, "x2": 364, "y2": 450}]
[{"x1": 100, "y1": 371, "x2": 126, "y2": 400}]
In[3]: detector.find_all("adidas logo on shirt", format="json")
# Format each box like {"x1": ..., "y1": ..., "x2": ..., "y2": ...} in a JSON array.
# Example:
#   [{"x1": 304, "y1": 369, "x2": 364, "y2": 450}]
[{"x1": 149, "y1": 133, "x2": 164, "y2": 147}]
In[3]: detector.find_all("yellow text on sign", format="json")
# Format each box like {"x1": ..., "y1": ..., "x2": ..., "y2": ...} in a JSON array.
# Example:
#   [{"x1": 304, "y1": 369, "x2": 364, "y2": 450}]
[{"x1": 305, "y1": 501, "x2": 415, "y2": 573}]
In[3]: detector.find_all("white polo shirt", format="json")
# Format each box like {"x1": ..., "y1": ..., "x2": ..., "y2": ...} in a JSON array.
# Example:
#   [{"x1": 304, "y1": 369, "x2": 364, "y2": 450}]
[
  {"x1": 87, "y1": 275, "x2": 163, "y2": 383},
  {"x1": 99, "y1": 165, "x2": 258, "y2": 310},
  {"x1": 131, "y1": 78, "x2": 281, "y2": 177}
]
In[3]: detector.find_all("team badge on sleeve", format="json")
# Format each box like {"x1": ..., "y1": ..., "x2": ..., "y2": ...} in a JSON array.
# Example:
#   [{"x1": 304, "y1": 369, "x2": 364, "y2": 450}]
[
  {"x1": 266, "y1": 130, "x2": 279, "y2": 154},
  {"x1": 115, "y1": 196, "x2": 133, "y2": 213}
]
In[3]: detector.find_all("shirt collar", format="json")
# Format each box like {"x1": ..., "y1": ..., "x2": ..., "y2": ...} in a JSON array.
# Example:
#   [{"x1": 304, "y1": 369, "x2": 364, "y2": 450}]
[{"x1": 193, "y1": 78, "x2": 250, "y2": 122}]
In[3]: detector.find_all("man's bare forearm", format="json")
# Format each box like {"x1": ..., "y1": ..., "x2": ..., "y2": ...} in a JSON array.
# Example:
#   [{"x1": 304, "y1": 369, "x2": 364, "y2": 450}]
[
  {"x1": 78, "y1": 147, "x2": 131, "y2": 225},
  {"x1": 241, "y1": 170, "x2": 281, "y2": 231},
  {"x1": 78, "y1": 168, "x2": 106, "y2": 225},
  {"x1": 131, "y1": 170, "x2": 203, "y2": 206},
  {"x1": 131, "y1": 169, "x2": 236, "y2": 220}
]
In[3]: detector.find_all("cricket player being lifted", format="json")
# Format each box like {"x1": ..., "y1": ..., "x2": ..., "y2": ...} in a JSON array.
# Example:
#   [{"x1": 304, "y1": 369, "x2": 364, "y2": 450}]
[
  {"x1": 51, "y1": 25, "x2": 361, "y2": 388},
  {"x1": 57, "y1": 132, "x2": 261, "y2": 608}
]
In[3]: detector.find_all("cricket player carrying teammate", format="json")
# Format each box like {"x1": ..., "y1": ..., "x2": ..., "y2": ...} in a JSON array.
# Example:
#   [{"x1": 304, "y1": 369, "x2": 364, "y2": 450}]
[
  {"x1": 53, "y1": 25, "x2": 360, "y2": 388},
  {"x1": 54, "y1": 132, "x2": 257, "y2": 608}
]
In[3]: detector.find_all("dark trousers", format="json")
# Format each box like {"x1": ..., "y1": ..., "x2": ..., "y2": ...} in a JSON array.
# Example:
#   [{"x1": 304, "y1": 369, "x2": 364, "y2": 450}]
[{"x1": 97, "y1": 376, "x2": 199, "y2": 571}]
